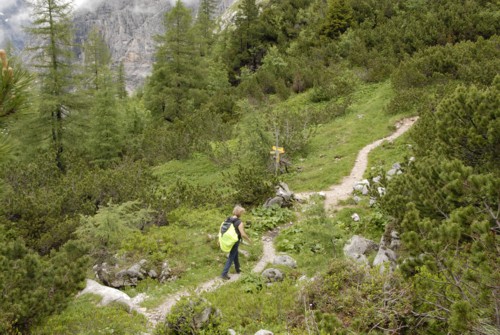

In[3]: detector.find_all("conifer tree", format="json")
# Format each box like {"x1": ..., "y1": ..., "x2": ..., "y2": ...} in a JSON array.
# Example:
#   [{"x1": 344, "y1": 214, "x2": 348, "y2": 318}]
[
  {"x1": 25, "y1": 0, "x2": 76, "y2": 172},
  {"x1": 381, "y1": 79, "x2": 500, "y2": 333},
  {"x1": 194, "y1": 0, "x2": 218, "y2": 56},
  {"x1": 82, "y1": 26, "x2": 111, "y2": 92},
  {"x1": 0, "y1": 49, "x2": 33, "y2": 165},
  {"x1": 116, "y1": 61, "x2": 127, "y2": 99},
  {"x1": 319, "y1": 0, "x2": 354, "y2": 39},
  {"x1": 87, "y1": 87, "x2": 123, "y2": 167},
  {"x1": 144, "y1": 0, "x2": 206, "y2": 121},
  {"x1": 225, "y1": 0, "x2": 265, "y2": 81}
]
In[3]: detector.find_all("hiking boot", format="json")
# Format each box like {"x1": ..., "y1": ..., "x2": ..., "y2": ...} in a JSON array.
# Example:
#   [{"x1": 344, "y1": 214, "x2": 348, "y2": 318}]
[
  {"x1": 220, "y1": 275, "x2": 230, "y2": 280},
  {"x1": 236, "y1": 269, "x2": 241, "y2": 274}
]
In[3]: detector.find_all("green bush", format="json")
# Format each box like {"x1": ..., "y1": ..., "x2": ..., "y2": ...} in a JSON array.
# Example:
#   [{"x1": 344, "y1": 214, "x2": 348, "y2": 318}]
[
  {"x1": 223, "y1": 165, "x2": 277, "y2": 206},
  {"x1": 156, "y1": 297, "x2": 224, "y2": 335},
  {"x1": 76, "y1": 201, "x2": 153, "y2": 262},
  {"x1": 292, "y1": 259, "x2": 413, "y2": 334},
  {"x1": 33, "y1": 294, "x2": 147, "y2": 335},
  {"x1": 0, "y1": 235, "x2": 88, "y2": 334},
  {"x1": 250, "y1": 205, "x2": 295, "y2": 232}
]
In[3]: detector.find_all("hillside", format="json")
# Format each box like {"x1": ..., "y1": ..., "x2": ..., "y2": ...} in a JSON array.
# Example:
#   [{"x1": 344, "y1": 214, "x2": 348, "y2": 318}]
[{"x1": 1, "y1": 0, "x2": 498, "y2": 334}]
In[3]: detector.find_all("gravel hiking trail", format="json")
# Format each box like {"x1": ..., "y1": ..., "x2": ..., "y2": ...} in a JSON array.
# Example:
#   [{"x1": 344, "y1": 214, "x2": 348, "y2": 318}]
[
  {"x1": 295, "y1": 117, "x2": 418, "y2": 210},
  {"x1": 138, "y1": 117, "x2": 418, "y2": 331}
]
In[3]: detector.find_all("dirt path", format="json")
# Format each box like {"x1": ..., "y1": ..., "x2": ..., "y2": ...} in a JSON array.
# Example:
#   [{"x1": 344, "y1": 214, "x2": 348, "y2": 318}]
[
  {"x1": 296, "y1": 117, "x2": 418, "y2": 210},
  {"x1": 137, "y1": 117, "x2": 418, "y2": 331}
]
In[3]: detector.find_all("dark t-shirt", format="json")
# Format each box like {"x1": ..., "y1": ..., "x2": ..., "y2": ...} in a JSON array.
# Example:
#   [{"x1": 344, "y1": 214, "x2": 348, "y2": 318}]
[{"x1": 227, "y1": 216, "x2": 242, "y2": 240}]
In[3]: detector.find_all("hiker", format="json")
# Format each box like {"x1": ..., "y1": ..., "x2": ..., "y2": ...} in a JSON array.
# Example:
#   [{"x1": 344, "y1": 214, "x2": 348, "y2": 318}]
[{"x1": 220, "y1": 205, "x2": 252, "y2": 280}]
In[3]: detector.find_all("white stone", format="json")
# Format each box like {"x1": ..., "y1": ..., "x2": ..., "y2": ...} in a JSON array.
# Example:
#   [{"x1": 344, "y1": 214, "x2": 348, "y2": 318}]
[{"x1": 79, "y1": 279, "x2": 135, "y2": 312}]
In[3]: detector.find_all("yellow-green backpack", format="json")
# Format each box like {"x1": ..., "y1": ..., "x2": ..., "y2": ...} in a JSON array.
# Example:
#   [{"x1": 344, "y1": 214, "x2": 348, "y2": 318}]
[{"x1": 219, "y1": 220, "x2": 239, "y2": 252}]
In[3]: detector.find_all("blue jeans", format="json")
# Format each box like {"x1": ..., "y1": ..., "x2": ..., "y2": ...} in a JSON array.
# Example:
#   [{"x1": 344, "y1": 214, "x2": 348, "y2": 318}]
[{"x1": 221, "y1": 241, "x2": 240, "y2": 276}]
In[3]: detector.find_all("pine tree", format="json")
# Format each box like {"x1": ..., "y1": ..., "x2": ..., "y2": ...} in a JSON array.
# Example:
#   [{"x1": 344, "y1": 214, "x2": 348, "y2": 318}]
[
  {"x1": 319, "y1": 0, "x2": 354, "y2": 39},
  {"x1": 0, "y1": 49, "x2": 33, "y2": 166},
  {"x1": 82, "y1": 26, "x2": 111, "y2": 92},
  {"x1": 25, "y1": 0, "x2": 76, "y2": 172},
  {"x1": 116, "y1": 61, "x2": 127, "y2": 99},
  {"x1": 224, "y1": 0, "x2": 265, "y2": 81},
  {"x1": 87, "y1": 87, "x2": 123, "y2": 167},
  {"x1": 144, "y1": 0, "x2": 206, "y2": 121},
  {"x1": 381, "y1": 80, "x2": 500, "y2": 333},
  {"x1": 194, "y1": 0, "x2": 218, "y2": 56}
]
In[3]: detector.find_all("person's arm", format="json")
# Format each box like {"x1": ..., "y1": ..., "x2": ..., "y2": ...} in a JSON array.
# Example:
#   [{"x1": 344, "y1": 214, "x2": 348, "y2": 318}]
[{"x1": 238, "y1": 222, "x2": 252, "y2": 244}]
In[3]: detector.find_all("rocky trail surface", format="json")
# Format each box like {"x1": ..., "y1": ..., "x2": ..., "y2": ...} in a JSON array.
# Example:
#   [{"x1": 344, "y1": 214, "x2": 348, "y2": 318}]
[{"x1": 136, "y1": 117, "x2": 418, "y2": 331}]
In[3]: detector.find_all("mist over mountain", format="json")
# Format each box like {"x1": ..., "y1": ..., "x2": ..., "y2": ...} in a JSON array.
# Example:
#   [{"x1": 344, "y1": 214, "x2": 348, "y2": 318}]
[
  {"x1": 0, "y1": 0, "x2": 29, "y2": 51},
  {"x1": 1, "y1": 0, "x2": 238, "y2": 91}
]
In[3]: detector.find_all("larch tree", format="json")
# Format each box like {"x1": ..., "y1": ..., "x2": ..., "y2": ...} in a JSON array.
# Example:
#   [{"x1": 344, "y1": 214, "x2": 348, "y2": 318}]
[
  {"x1": 82, "y1": 26, "x2": 111, "y2": 93},
  {"x1": 194, "y1": 0, "x2": 218, "y2": 56},
  {"x1": 144, "y1": 0, "x2": 206, "y2": 122},
  {"x1": 25, "y1": 0, "x2": 76, "y2": 172}
]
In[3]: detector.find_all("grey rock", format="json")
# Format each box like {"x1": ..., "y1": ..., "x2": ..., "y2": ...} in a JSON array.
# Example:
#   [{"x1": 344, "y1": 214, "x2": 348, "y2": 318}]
[
  {"x1": 79, "y1": 279, "x2": 135, "y2": 312},
  {"x1": 264, "y1": 196, "x2": 284, "y2": 208},
  {"x1": 159, "y1": 261, "x2": 172, "y2": 283},
  {"x1": 392, "y1": 162, "x2": 401, "y2": 170},
  {"x1": 343, "y1": 235, "x2": 378, "y2": 264},
  {"x1": 193, "y1": 306, "x2": 213, "y2": 329},
  {"x1": 361, "y1": 185, "x2": 370, "y2": 195},
  {"x1": 390, "y1": 231, "x2": 401, "y2": 250},
  {"x1": 255, "y1": 330, "x2": 274, "y2": 335},
  {"x1": 369, "y1": 197, "x2": 377, "y2": 207},
  {"x1": 148, "y1": 269, "x2": 158, "y2": 279},
  {"x1": 387, "y1": 168, "x2": 397, "y2": 176},
  {"x1": 262, "y1": 268, "x2": 284, "y2": 282},
  {"x1": 273, "y1": 255, "x2": 297, "y2": 268},
  {"x1": 372, "y1": 175, "x2": 382, "y2": 184},
  {"x1": 353, "y1": 179, "x2": 370, "y2": 192},
  {"x1": 351, "y1": 213, "x2": 360, "y2": 222},
  {"x1": 377, "y1": 187, "x2": 386, "y2": 196},
  {"x1": 373, "y1": 246, "x2": 397, "y2": 272},
  {"x1": 276, "y1": 182, "x2": 293, "y2": 202},
  {"x1": 228, "y1": 330, "x2": 237, "y2": 335}
]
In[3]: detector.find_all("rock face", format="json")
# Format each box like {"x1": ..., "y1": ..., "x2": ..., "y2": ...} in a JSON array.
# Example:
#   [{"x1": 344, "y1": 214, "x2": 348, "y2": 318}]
[
  {"x1": 3, "y1": 0, "x2": 239, "y2": 91},
  {"x1": 73, "y1": 0, "x2": 172, "y2": 92}
]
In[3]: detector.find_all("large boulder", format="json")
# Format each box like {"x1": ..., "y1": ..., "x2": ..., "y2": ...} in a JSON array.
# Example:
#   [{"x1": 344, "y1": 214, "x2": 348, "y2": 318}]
[
  {"x1": 343, "y1": 235, "x2": 378, "y2": 264},
  {"x1": 264, "y1": 182, "x2": 295, "y2": 208},
  {"x1": 373, "y1": 246, "x2": 397, "y2": 272},
  {"x1": 273, "y1": 255, "x2": 297, "y2": 268},
  {"x1": 353, "y1": 179, "x2": 370, "y2": 195},
  {"x1": 79, "y1": 279, "x2": 135, "y2": 312},
  {"x1": 94, "y1": 259, "x2": 170, "y2": 288}
]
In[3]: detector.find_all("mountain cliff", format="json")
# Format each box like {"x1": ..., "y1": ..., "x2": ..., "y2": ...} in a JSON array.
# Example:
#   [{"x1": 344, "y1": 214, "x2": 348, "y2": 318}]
[
  {"x1": 73, "y1": 0, "x2": 172, "y2": 91},
  {"x1": 1, "y1": 0, "x2": 239, "y2": 91}
]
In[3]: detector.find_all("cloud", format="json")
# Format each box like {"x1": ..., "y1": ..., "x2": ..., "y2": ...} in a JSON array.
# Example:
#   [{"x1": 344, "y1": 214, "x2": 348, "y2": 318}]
[
  {"x1": 73, "y1": 0, "x2": 101, "y2": 10},
  {"x1": 168, "y1": 0, "x2": 199, "y2": 7},
  {"x1": 0, "y1": 0, "x2": 17, "y2": 12}
]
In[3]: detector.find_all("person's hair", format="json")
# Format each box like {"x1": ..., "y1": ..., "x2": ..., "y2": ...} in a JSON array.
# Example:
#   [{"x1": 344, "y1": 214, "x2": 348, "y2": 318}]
[{"x1": 232, "y1": 205, "x2": 246, "y2": 217}]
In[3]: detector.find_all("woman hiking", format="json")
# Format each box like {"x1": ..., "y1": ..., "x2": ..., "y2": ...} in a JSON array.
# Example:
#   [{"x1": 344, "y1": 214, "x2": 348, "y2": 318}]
[{"x1": 220, "y1": 205, "x2": 252, "y2": 280}]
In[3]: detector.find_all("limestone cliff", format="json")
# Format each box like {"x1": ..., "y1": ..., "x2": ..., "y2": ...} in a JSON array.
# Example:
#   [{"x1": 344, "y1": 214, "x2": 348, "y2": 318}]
[
  {"x1": 2, "y1": 0, "x2": 240, "y2": 91},
  {"x1": 73, "y1": 0, "x2": 172, "y2": 92}
]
